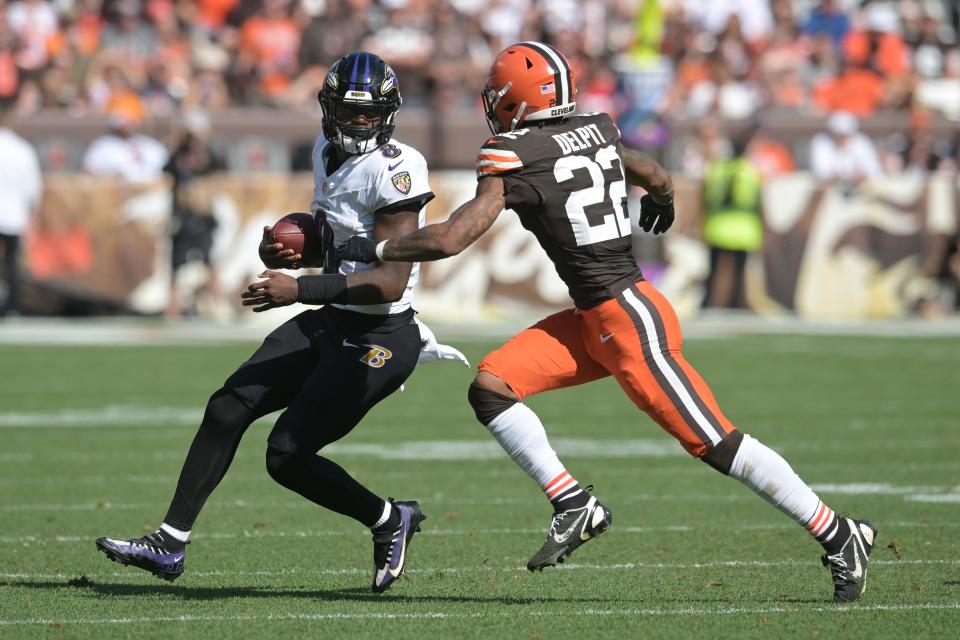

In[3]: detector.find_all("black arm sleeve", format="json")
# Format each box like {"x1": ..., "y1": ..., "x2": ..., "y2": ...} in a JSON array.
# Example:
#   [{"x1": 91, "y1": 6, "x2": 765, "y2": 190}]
[
  {"x1": 297, "y1": 274, "x2": 349, "y2": 305},
  {"x1": 374, "y1": 192, "x2": 436, "y2": 215}
]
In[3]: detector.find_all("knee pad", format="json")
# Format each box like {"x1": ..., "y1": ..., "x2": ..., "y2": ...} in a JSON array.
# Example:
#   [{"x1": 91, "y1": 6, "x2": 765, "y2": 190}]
[
  {"x1": 701, "y1": 429, "x2": 744, "y2": 475},
  {"x1": 467, "y1": 382, "x2": 518, "y2": 426},
  {"x1": 203, "y1": 388, "x2": 254, "y2": 435},
  {"x1": 265, "y1": 445, "x2": 295, "y2": 484}
]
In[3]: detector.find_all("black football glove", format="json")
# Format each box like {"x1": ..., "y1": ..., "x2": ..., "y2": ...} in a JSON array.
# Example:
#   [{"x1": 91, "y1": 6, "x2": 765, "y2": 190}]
[
  {"x1": 338, "y1": 236, "x2": 378, "y2": 263},
  {"x1": 639, "y1": 194, "x2": 675, "y2": 235}
]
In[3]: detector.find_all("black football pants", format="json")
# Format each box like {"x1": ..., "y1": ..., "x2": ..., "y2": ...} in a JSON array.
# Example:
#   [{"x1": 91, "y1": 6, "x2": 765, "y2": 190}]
[{"x1": 163, "y1": 305, "x2": 420, "y2": 531}]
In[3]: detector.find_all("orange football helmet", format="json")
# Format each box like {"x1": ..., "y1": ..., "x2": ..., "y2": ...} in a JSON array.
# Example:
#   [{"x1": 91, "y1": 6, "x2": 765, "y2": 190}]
[{"x1": 481, "y1": 41, "x2": 577, "y2": 134}]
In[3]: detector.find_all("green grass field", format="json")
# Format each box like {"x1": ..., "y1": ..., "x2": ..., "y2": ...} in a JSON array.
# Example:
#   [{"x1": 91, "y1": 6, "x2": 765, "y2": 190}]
[{"x1": 1, "y1": 334, "x2": 959, "y2": 638}]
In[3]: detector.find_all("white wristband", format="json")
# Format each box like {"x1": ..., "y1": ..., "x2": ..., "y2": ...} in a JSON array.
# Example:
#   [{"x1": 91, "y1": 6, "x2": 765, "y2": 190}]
[{"x1": 375, "y1": 240, "x2": 388, "y2": 262}]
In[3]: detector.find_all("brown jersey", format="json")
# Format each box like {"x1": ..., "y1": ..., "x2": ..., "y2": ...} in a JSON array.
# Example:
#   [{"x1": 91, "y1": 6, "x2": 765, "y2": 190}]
[{"x1": 476, "y1": 112, "x2": 641, "y2": 309}]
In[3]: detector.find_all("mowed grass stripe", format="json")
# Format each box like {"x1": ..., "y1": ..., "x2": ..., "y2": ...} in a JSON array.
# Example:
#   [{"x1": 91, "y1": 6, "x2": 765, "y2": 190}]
[{"x1": 2, "y1": 433, "x2": 955, "y2": 455}]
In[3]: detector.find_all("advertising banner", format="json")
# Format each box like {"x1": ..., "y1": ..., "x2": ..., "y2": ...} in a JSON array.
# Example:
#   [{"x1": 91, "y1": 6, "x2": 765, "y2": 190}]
[{"x1": 22, "y1": 172, "x2": 958, "y2": 320}]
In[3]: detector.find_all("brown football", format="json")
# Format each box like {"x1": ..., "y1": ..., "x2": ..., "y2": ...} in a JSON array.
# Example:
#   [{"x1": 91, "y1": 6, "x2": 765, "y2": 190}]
[{"x1": 270, "y1": 212, "x2": 322, "y2": 265}]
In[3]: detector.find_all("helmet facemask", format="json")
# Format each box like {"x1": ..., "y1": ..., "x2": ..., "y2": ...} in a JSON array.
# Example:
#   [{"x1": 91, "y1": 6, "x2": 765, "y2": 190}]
[
  {"x1": 482, "y1": 81, "x2": 529, "y2": 135},
  {"x1": 318, "y1": 52, "x2": 402, "y2": 155},
  {"x1": 320, "y1": 93, "x2": 398, "y2": 155}
]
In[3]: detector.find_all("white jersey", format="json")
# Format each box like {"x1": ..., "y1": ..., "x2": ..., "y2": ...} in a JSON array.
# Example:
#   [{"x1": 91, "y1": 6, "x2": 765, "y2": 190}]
[{"x1": 310, "y1": 134, "x2": 433, "y2": 315}]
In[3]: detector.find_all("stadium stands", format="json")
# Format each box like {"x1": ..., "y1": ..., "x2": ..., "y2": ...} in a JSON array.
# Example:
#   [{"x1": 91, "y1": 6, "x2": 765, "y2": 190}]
[{"x1": 0, "y1": 0, "x2": 956, "y2": 172}]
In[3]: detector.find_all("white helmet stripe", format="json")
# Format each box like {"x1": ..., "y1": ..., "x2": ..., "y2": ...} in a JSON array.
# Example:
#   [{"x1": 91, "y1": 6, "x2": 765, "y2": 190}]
[{"x1": 519, "y1": 41, "x2": 571, "y2": 105}]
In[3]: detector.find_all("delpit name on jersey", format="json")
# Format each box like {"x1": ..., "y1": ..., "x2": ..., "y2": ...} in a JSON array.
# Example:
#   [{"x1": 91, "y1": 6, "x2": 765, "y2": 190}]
[{"x1": 551, "y1": 122, "x2": 607, "y2": 156}]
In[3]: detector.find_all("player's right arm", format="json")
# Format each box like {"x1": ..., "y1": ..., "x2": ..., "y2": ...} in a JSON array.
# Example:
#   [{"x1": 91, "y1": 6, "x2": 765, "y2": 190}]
[
  {"x1": 617, "y1": 143, "x2": 676, "y2": 235},
  {"x1": 341, "y1": 177, "x2": 506, "y2": 263},
  {"x1": 242, "y1": 210, "x2": 421, "y2": 311}
]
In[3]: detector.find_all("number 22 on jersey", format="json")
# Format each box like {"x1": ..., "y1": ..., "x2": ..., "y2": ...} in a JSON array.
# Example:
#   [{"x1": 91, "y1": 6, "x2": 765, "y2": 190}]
[{"x1": 554, "y1": 144, "x2": 629, "y2": 247}]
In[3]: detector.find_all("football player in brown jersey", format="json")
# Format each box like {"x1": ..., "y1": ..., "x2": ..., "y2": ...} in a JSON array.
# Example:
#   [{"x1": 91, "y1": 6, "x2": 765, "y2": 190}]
[{"x1": 339, "y1": 42, "x2": 876, "y2": 603}]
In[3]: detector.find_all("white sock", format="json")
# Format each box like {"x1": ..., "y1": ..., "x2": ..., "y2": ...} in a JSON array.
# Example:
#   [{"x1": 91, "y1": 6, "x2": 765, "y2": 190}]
[
  {"x1": 159, "y1": 522, "x2": 190, "y2": 543},
  {"x1": 371, "y1": 501, "x2": 392, "y2": 530},
  {"x1": 729, "y1": 434, "x2": 839, "y2": 542},
  {"x1": 484, "y1": 402, "x2": 565, "y2": 488}
]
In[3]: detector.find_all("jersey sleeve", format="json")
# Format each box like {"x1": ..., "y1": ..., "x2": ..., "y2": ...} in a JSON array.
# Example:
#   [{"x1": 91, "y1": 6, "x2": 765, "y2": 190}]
[
  {"x1": 476, "y1": 136, "x2": 544, "y2": 210},
  {"x1": 593, "y1": 112, "x2": 621, "y2": 145},
  {"x1": 475, "y1": 138, "x2": 524, "y2": 178},
  {"x1": 374, "y1": 145, "x2": 435, "y2": 214}
]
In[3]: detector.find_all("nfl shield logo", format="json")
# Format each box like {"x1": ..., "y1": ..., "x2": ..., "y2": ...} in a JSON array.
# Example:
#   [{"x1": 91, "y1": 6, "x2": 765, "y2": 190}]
[{"x1": 391, "y1": 171, "x2": 411, "y2": 195}]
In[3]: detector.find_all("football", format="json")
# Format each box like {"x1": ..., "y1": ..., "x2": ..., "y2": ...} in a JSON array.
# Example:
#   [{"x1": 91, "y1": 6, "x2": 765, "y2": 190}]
[{"x1": 270, "y1": 212, "x2": 322, "y2": 265}]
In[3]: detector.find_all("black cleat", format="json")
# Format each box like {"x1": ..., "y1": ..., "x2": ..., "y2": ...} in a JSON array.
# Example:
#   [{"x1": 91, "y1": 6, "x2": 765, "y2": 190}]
[
  {"x1": 371, "y1": 499, "x2": 427, "y2": 593},
  {"x1": 821, "y1": 518, "x2": 877, "y2": 603},
  {"x1": 527, "y1": 495, "x2": 612, "y2": 571},
  {"x1": 95, "y1": 531, "x2": 186, "y2": 582}
]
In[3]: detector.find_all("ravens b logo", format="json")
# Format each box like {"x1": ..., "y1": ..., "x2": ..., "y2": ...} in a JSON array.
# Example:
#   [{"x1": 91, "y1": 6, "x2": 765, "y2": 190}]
[{"x1": 360, "y1": 346, "x2": 392, "y2": 368}]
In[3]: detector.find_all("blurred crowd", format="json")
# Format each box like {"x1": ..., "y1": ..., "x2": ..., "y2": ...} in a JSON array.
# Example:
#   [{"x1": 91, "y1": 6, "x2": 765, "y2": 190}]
[
  {"x1": 0, "y1": 0, "x2": 958, "y2": 180},
  {"x1": 0, "y1": 0, "x2": 957, "y2": 122}
]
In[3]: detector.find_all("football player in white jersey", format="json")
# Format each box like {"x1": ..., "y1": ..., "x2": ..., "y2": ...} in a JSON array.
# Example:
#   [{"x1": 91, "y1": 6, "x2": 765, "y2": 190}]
[{"x1": 96, "y1": 52, "x2": 459, "y2": 594}]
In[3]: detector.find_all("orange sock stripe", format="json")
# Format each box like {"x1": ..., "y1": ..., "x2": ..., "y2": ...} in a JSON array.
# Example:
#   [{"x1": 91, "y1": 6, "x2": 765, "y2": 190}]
[
  {"x1": 811, "y1": 508, "x2": 835, "y2": 536},
  {"x1": 547, "y1": 477, "x2": 576, "y2": 498},
  {"x1": 542, "y1": 471, "x2": 569, "y2": 492},
  {"x1": 804, "y1": 503, "x2": 824, "y2": 531},
  {"x1": 806, "y1": 503, "x2": 828, "y2": 532}
]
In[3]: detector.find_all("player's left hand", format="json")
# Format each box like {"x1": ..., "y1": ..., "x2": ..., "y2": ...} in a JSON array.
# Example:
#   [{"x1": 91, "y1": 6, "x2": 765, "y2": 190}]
[
  {"x1": 240, "y1": 271, "x2": 299, "y2": 312},
  {"x1": 338, "y1": 235, "x2": 378, "y2": 263},
  {"x1": 639, "y1": 194, "x2": 675, "y2": 235}
]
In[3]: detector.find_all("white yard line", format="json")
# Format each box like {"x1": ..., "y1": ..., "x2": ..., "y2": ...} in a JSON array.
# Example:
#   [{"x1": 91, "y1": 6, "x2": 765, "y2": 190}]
[
  {"x1": 1, "y1": 440, "x2": 952, "y2": 464},
  {"x1": 811, "y1": 483, "x2": 960, "y2": 496},
  {"x1": 3, "y1": 521, "x2": 959, "y2": 546},
  {"x1": 0, "y1": 406, "x2": 205, "y2": 428},
  {"x1": 906, "y1": 494, "x2": 960, "y2": 503},
  {"x1": 0, "y1": 453, "x2": 33, "y2": 462},
  {"x1": 3, "y1": 461, "x2": 960, "y2": 487},
  {"x1": 1, "y1": 603, "x2": 959, "y2": 626},
  {"x1": 0, "y1": 408, "x2": 955, "y2": 454},
  {"x1": 4, "y1": 478, "x2": 959, "y2": 513}
]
